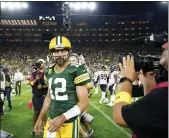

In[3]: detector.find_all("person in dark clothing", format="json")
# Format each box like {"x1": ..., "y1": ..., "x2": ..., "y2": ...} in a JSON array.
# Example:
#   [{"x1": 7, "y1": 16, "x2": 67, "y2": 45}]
[
  {"x1": 113, "y1": 42, "x2": 168, "y2": 138},
  {"x1": 30, "y1": 59, "x2": 48, "y2": 135},
  {"x1": 3, "y1": 68, "x2": 12, "y2": 111}
]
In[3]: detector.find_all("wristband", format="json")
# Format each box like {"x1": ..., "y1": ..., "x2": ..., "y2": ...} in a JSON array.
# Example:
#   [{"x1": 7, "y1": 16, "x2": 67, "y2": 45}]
[
  {"x1": 119, "y1": 77, "x2": 132, "y2": 84},
  {"x1": 87, "y1": 82, "x2": 93, "y2": 89},
  {"x1": 114, "y1": 91, "x2": 132, "y2": 104},
  {"x1": 63, "y1": 105, "x2": 81, "y2": 120}
]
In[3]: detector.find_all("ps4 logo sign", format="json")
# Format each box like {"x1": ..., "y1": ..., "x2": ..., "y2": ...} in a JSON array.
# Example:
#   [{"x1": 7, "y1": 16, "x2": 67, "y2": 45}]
[{"x1": 39, "y1": 16, "x2": 55, "y2": 21}]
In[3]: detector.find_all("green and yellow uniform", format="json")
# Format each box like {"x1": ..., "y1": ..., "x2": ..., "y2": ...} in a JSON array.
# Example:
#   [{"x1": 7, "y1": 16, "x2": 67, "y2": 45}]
[{"x1": 44, "y1": 63, "x2": 91, "y2": 138}]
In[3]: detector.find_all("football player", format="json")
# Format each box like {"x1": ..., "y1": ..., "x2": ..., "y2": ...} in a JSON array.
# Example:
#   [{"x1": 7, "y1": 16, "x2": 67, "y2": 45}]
[
  {"x1": 34, "y1": 36, "x2": 90, "y2": 138},
  {"x1": 98, "y1": 65, "x2": 109, "y2": 105},
  {"x1": 69, "y1": 53, "x2": 94, "y2": 138},
  {"x1": 107, "y1": 66, "x2": 119, "y2": 107},
  {"x1": 93, "y1": 68, "x2": 99, "y2": 95}
]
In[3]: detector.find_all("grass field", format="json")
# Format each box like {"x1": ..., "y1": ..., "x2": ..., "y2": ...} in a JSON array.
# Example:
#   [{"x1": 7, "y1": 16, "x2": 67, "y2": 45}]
[{"x1": 1, "y1": 83, "x2": 132, "y2": 138}]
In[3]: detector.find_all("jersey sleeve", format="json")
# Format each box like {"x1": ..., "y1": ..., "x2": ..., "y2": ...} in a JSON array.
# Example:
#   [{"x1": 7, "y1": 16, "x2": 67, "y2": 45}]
[{"x1": 74, "y1": 65, "x2": 91, "y2": 86}]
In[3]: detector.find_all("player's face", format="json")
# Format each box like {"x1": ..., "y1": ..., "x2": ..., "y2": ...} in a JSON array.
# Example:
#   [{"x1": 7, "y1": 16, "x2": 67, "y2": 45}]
[
  {"x1": 52, "y1": 49, "x2": 69, "y2": 66},
  {"x1": 160, "y1": 42, "x2": 168, "y2": 70},
  {"x1": 69, "y1": 56, "x2": 79, "y2": 65}
]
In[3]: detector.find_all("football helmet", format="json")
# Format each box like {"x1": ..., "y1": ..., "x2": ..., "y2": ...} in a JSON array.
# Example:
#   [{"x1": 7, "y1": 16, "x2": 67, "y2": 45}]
[
  {"x1": 48, "y1": 36, "x2": 71, "y2": 66},
  {"x1": 110, "y1": 65, "x2": 115, "y2": 72},
  {"x1": 101, "y1": 65, "x2": 106, "y2": 71}
]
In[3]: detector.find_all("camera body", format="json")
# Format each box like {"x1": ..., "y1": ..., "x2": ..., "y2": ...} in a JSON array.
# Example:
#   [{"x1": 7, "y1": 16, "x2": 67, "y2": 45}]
[
  {"x1": 133, "y1": 31, "x2": 168, "y2": 48},
  {"x1": 119, "y1": 53, "x2": 168, "y2": 82},
  {"x1": 119, "y1": 32, "x2": 168, "y2": 82},
  {"x1": 32, "y1": 62, "x2": 42, "y2": 70},
  {"x1": 119, "y1": 53, "x2": 161, "y2": 72}
]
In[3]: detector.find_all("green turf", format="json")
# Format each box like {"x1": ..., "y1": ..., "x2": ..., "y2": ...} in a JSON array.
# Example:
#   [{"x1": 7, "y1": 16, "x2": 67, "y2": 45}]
[{"x1": 1, "y1": 84, "x2": 132, "y2": 138}]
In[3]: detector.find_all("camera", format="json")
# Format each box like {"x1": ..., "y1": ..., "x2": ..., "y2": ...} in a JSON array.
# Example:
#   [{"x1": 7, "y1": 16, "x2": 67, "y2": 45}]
[
  {"x1": 119, "y1": 53, "x2": 168, "y2": 82},
  {"x1": 119, "y1": 53, "x2": 161, "y2": 72},
  {"x1": 133, "y1": 31, "x2": 168, "y2": 48},
  {"x1": 31, "y1": 62, "x2": 42, "y2": 70},
  {"x1": 119, "y1": 32, "x2": 168, "y2": 72},
  {"x1": 119, "y1": 32, "x2": 168, "y2": 82}
]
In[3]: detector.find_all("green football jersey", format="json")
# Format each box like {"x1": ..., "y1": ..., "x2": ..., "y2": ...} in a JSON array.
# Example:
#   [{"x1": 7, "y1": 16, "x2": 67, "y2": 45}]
[{"x1": 45, "y1": 63, "x2": 91, "y2": 123}]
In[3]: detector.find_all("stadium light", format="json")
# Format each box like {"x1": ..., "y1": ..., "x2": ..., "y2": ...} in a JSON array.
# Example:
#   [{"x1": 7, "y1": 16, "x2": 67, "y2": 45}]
[
  {"x1": 161, "y1": 1, "x2": 168, "y2": 4},
  {"x1": 0, "y1": 2, "x2": 28, "y2": 10},
  {"x1": 89, "y1": 2, "x2": 96, "y2": 10},
  {"x1": 1, "y1": 2, "x2": 6, "y2": 8},
  {"x1": 15, "y1": 2, "x2": 22, "y2": 9},
  {"x1": 74, "y1": 2, "x2": 81, "y2": 10},
  {"x1": 81, "y1": 2, "x2": 88, "y2": 9},
  {"x1": 22, "y1": 2, "x2": 28, "y2": 8},
  {"x1": 68, "y1": 2, "x2": 96, "y2": 11}
]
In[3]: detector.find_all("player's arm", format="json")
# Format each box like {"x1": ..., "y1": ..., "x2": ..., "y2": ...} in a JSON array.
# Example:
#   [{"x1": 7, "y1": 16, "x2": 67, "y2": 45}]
[
  {"x1": 30, "y1": 73, "x2": 38, "y2": 86},
  {"x1": 62, "y1": 65, "x2": 91, "y2": 121},
  {"x1": 62, "y1": 85, "x2": 89, "y2": 121},
  {"x1": 76, "y1": 84, "x2": 89, "y2": 112},
  {"x1": 34, "y1": 89, "x2": 51, "y2": 135},
  {"x1": 37, "y1": 90, "x2": 51, "y2": 121}
]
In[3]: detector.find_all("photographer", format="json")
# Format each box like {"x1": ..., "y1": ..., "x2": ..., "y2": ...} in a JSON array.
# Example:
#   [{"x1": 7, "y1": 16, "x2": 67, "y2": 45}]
[
  {"x1": 30, "y1": 59, "x2": 48, "y2": 135},
  {"x1": 113, "y1": 42, "x2": 168, "y2": 138},
  {"x1": 3, "y1": 68, "x2": 12, "y2": 111}
]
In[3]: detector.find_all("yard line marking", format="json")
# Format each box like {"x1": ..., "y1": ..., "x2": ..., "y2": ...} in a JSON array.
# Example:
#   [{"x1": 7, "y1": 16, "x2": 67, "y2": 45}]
[
  {"x1": 11, "y1": 89, "x2": 31, "y2": 100},
  {"x1": 90, "y1": 102, "x2": 132, "y2": 138},
  {"x1": 18, "y1": 101, "x2": 24, "y2": 105}
]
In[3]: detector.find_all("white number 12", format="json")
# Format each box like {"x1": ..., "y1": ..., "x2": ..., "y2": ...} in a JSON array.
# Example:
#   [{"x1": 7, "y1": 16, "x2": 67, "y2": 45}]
[{"x1": 48, "y1": 78, "x2": 68, "y2": 101}]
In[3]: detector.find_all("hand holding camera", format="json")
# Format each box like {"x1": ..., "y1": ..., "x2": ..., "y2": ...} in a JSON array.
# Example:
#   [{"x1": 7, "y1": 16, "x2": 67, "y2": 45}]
[
  {"x1": 35, "y1": 75, "x2": 40, "y2": 81},
  {"x1": 38, "y1": 84, "x2": 42, "y2": 89},
  {"x1": 119, "y1": 55, "x2": 140, "y2": 82}
]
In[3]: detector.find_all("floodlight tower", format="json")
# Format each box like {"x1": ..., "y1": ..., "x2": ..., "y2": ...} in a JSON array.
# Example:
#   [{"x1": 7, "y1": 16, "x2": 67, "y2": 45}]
[
  {"x1": 62, "y1": 2, "x2": 71, "y2": 31},
  {"x1": 62, "y1": 2, "x2": 96, "y2": 31}
]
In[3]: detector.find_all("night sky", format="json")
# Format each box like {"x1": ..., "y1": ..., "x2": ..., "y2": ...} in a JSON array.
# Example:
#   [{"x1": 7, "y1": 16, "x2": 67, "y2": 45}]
[{"x1": 1, "y1": 1, "x2": 168, "y2": 30}]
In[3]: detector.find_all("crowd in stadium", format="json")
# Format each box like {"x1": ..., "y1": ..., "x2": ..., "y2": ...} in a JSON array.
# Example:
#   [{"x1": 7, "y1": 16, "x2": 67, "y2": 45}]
[{"x1": 0, "y1": 42, "x2": 155, "y2": 78}]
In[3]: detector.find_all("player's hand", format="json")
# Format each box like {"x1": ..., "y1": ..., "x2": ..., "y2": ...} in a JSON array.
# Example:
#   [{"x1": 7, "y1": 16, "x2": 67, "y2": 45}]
[
  {"x1": 38, "y1": 85, "x2": 42, "y2": 89},
  {"x1": 48, "y1": 115, "x2": 67, "y2": 132},
  {"x1": 34, "y1": 119, "x2": 43, "y2": 136},
  {"x1": 36, "y1": 75, "x2": 40, "y2": 80}
]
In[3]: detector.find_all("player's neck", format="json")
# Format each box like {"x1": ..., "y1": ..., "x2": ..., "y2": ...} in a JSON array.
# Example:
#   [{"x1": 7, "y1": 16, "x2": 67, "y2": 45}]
[{"x1": 55, "y1": 62, "x2": 70, "y2": 72}]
